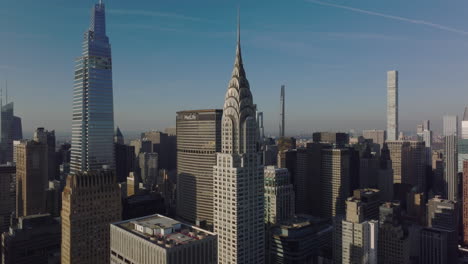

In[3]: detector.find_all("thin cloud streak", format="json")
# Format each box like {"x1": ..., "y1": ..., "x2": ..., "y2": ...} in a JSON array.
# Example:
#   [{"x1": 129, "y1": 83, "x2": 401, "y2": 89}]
[
  {"x1": 306, "y1": 0, "x2": 468, "y2": 36},
  {"x1": 108, "y1": 9, "x2": 210, "y2": 23}
]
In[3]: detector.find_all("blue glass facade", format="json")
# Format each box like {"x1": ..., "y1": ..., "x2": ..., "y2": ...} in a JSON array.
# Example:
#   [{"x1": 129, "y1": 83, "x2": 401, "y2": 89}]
[{"x1": 71, "y1": 2, "x2": 114, "y2": 173}]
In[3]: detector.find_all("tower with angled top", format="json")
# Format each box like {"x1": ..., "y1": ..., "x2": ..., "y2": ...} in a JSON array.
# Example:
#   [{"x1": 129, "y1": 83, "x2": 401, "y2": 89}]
[
  {"x1": 213, "y1": 12, "x2": 265, "y2": 264},
  {"x1": 70, "y1": 0, "x2": 114, "y2": 174}
]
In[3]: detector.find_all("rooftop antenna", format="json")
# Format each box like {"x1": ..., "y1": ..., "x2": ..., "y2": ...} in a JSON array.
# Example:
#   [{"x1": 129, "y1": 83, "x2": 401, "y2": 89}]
[{"x1": 237, "y1": 7, "x2": 240, "y2": 45}]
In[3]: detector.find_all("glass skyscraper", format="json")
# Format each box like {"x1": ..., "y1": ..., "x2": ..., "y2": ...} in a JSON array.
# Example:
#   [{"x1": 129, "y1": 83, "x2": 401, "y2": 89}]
[{"x1": 71, "y1": 1, "x2": 114, "y2": 174}]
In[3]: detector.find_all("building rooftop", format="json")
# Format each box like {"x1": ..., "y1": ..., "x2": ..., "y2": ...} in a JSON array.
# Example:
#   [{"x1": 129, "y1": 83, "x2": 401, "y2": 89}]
[{"x1": 113, "y1": 214, "x2": 215, "y2": 248}]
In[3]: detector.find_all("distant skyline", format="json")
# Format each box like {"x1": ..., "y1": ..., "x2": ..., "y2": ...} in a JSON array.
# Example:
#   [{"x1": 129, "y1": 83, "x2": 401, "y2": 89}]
[{"x1": 2, "y1": 0, "x2": 468, "y2": 137}]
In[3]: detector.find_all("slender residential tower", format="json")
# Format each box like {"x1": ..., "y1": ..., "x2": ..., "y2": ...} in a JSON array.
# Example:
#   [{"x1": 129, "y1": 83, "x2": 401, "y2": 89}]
[
  {"x1": 70, "y1": 0, "x2": 114, "y2": 174},
  {"x1": 279, "y1": 85, "x2": 285, "y2": 138},
  {"x1": 387, "y1": 70, "x2": 398, "y2": 141},
  {"x1": 213, "y1": 13, "x2": 265, "y2": 264}
]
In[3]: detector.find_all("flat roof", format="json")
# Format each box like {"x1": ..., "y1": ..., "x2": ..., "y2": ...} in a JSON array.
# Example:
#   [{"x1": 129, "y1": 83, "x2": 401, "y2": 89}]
[
  {"x1": 177, "y1": 109, "x2": 222, "y2": 114},
  {"x1": 113, "y1": 214, "x2": 215, "y2": 248}
]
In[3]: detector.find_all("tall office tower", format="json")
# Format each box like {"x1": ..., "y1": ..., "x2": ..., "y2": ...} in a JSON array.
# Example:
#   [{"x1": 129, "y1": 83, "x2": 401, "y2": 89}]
[
  {"x1": 130, "y1": 138, "x2": 152, "y2": 157},
  {"x1": 359, "y1": 147, "x2": 379, "y2": 189},
  {"x1": 256, "y1": 111, "x2": 265, "y2": 143},
  {"x1": 114, "y1": 126, "x2": 124, "y2": 144},
  {"x1": 176, "y1": 109, "x2": 222, "y2": 226},
  {"x1": 263, "y1": 144, "x2": 278, "y2": 166},
  {"x1": 295, "y1": 143, "x2": 323, "y2": 215},
  {"x1": 321, "y1": 148, "x2": 350, "y2": 218},
  {"x1": 70, "y1": 1, "x2": 114, "y2": 174},
  {"x1": 115, "y1": 142, "x2": 135, "y2": 183},
  {"x1": 110, "y1": 214, "x2": 217, "y2": 264},
  {"x1": 313, "y1": 132, "x2": 349, "y2": 147},
  {"x1": 269, "y1": 216, "x2": 332, "y2": 263},
  {"x1": 1, "y1": 214, "x2": 61, "y2": 264},
  {"x1": 386, "y1": 140, "x2": 410, "y2": 185},
  {"x1": 34, "y1": 127, "x2": 57, "y2": 180},
  {"x1": 61, "y1": 170, "x2": 121, "y2": 264},
  {"x1": 0, "y1": 96, "x2": 23, "y2": 163},
  {"x1": 462, "y1": 107, "x2": 468, "y2": 139},
  {"x1": 420, "y1": 228, "x2": 457, "y2": 264},
  {"x1": 213, "y1": 16, "x2": 265, "y2": 264},
  {"x1": 386, "y1": 70, "x2": 398, "y2": 141},
  {"x1": 138, "y1": 152, "x2": 158, "y2": 190},
  {"x1": 340, "y1": 190, "x2": 379, "y2": 264},
  {"x1": 279, "y1": 85, "x2": 285, "y2": 138},
  {"x1": 15, "y1": 139, "x2": 48, "y2": 217},
  {"x1": 277, "y1": 149, "x2": 296, "y2": 171},
  {"x1": 362, "y1": 129, "x2": 385, "y2": 149},
  {"x1": 0, "y1": 165, "x2": 15, "y2": 233},
  {"x1": 264, "y1": 166, "x2": 294, "y2": 225},
  {"x1": 378, "y1": 144, "x2": 394, "y2": 201},
  {"x1": 463, "y1": 160, "x2": 468, "y2": 246},
  {"x1": 459, "y1": 108, "x2": 468, "y2": 171},
  {"x1": 408, "y1": 141, "x2": 427, "y2": 191},
  {"x1": 141, "y1": 131, "x2": 176, "y2": 171},
  {"x1": 443, "y1": 115, "x2": 458, "y2": 200},
  {"x1": 459, "y1": 139, "x2": 468, "y2": 172},
  {"x1": 378, "y1": 202, "x2": 410, "y2": 264}
]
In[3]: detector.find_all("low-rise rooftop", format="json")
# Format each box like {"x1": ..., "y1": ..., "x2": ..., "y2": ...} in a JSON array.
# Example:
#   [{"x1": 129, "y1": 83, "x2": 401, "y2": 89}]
[{"x1": 113, "y1": 214, "x2": 215, "y2": 248}]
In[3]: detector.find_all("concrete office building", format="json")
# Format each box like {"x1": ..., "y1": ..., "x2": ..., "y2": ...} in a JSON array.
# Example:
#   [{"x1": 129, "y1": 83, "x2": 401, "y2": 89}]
[
  {"x1": 70, "y1": 1, "x2": 115, "y2": 173},
  {"x1": 443, "y1": 115, "x2": 458, "y2": 200},
  {"x1": 378, "y1": 144, "x2": 394, "y2": 202},
  {"x1": 378, "y1": 202, "x2": 410, "y2": 264},
  {"x1": 269, "y1": 215, "x2": 332, "y2": 264},
  {"x1": 110, "y1": 214, "x2": 217, "y2": 264},
  {"x1": 362, "y1": 130, "x2": 385, "y2": 149},
  {"x1": 420, "y1": 227, "x2": 457, "y2": 264},
  {"x1": 61, "y1": 170, "x2": 121, "y2": 264},
  {"x1": 140, "y1": 131, "x2": 176, "y2": 171},
  {"x1": 115, "y1": 142, "x2": 135, "y2": 183},
  {"x1": 213, "y1": 16, "x2": 265, "y2": 263},
  {"x1": 460, "y1": 108, "x2": 468, "y2": 171},
  {"x1": 138, "y1": 152, "x2": 158, "y2": 190},
  {"x1": 386, "y1": 140, "x2": 425, "y2": 190},
  {"x1": 264, "y1": 166, "x2": 294, "y2": 225},
  {"x1": 387, "y1": 70, "x2": 398, "y2": 141},
  {"x1": 464, "y1": 160, "x2": 468, "y2": 246},
  {"x1": 256, "y1": 111, "x2": 265, "y2": 142},
  {"x1": 408, "y1": 141, "x2": 427, "y2": 191},
  {"x1": 427, "y1": 196, "x2": 458, "y2": 231},
  {"x1": 34, "y1": 127, "x2": 57, "y2": 181},
  {"x1": 176, "y1": 109, "x2": 222, "y2": 226},
  {"x1": 340, "y1": 190, "x2": 380, "y2": 264},
  {"x1": 0, "y1": 165, "x2": 15, "y2": 233},
  {"x1": 1, "y1": 214, "x2": 60, "y2": 264},
  {"x1": 321, "y1": 148, "x2": 350, "y2": 218},
  {"x1": 15, "y1": 139, "x2": 48, "y2": 217},
  {"x1": 313, "y1": 132, "x2": 349, "y2": 147},
  {"x1": 130, "y1": 139, "x2": 152, "y2": 157}
]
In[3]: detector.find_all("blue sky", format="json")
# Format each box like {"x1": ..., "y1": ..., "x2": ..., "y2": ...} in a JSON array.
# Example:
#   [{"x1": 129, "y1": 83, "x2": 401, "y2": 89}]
[{"x1": 2, "y1": 0, "x2": 468, "y2": 138}]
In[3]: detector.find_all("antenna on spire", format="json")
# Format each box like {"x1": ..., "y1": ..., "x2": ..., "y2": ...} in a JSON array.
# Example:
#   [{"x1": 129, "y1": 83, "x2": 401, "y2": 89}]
[
  {"x1": 5, "y1": 80, "x2": 7, "y2": 104},
  {"x1": 237, "y1": 7, "x2": 240, "y2": 45}
]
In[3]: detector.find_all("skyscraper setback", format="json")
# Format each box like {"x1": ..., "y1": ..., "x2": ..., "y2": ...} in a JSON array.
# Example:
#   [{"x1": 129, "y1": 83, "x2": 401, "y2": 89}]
[
  {"x1": 279, "y1": 85, "x2": 285, "y2": 138},
  {"x1": 70, "y1": 1, "x2": 114, "y2": 174},
  {"x1": 386, "y1": 70, "x2": 398, "y2": 141},
  {"x1": 213, "y1": 15, "x2": 265, "y2": 263}
]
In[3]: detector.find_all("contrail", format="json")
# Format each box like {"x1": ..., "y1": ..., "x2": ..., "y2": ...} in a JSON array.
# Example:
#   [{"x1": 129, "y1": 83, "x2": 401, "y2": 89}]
[{"x1": 306, "y1": 0, "x2": 468, "y2": 36}]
